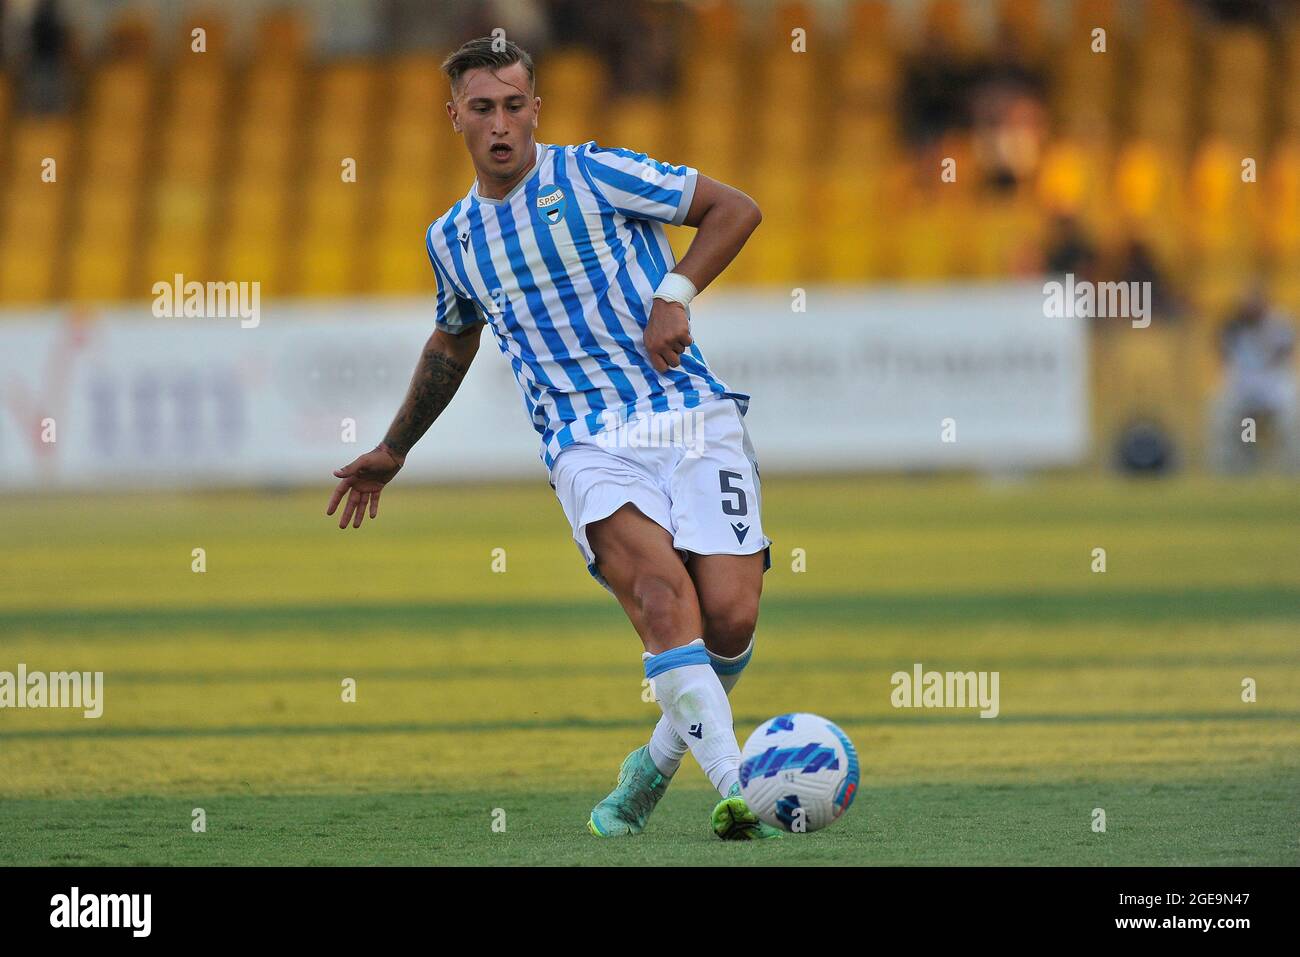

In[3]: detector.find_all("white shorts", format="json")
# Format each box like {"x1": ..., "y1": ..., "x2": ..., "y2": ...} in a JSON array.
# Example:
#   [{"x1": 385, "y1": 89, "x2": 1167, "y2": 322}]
[{"x1": 548, "y1": 396, "x2": 772, "y2": 592}]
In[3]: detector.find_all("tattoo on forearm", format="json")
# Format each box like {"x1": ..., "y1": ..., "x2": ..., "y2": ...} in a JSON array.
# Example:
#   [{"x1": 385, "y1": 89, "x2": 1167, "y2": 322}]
[{"x1": 383, "y1": 347, "x2": 470, "y2": 455}]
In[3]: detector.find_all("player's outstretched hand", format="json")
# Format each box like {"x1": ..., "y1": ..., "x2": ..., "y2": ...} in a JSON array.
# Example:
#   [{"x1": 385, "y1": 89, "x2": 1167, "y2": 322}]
[
  {"x1": 644, "y1": 299, "x2": 693, "y2": 373},
  {"x1": 326, "y1": 444, "x2": 405, "y2": 529}
]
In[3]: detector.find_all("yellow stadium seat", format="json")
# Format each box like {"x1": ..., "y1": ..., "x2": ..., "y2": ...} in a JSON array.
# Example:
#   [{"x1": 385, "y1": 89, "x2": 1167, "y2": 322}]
[
  {"x1": 837, "y1": 42, "x2": 895, "y2": 109},
  {"x1": 1184, "y1": 134, "x2": 1256, "y2": 316},
  {"x1": 893, "y1": 206, "x2": 958, "y2": 282},
  {"x1": 998, "y1": 0, "x2": 1045, "y2": 58},
  {"x1": 389, "y1": 120, "x2": 439, "y2": 167},
  {"x1": 2, "y1": 185, "x2": 64, "y2": 238},
  {"x1": 159, "y1": 128, "x2": 223, "y2": 183},
  {"x1": 234, "y1": 125, "x2": 298, "y2": 178},
  {"x1": 0, "y1": 249, "x2": 60, "y2": 303},
  {"x1": 377, "y1": 181, "x2": 436, "y2": 233},
  {"x1": 179, "y1": 13, "x2": 230, "y2": 58},
  {"x1": 302, "y1": 186, "x2": 361, "y2": 234},
  {"x1": 1037, "y1": 140, "x2": 1092, "y2": 217},
  {"x1": 845, "y1": 0, "x2": 890, "y2": 48},
  {"x1": 374, "y1": 238, "x2": 431, "y2": 296},
  {"x1": 605, "y1": 97, "x2": 675, "y2": 163},
  {"x1": 145, "y1": 238, "x2": 209, "y2": 285},
  {"x1": 1188, "y1": 138, "x2": 1254, "y2": 251},
  {"x1": 297, "y1": 242, "x2": 355, "y2": 296},
  {"x1": 432, "y1": 148, "x2": 477, "y2": 209},
  {"x1": 255, "y1": 10, "x2": 309, "y2": 61},
  {"x1": 68, "y1": 248, "x2": 132, "y2": 302},
  {"x1": 679, "y1": 48, "x2": 741, "y2": 161},
  {"x1": 391, "y1": 55, "x2": 443, "y2": 105},
  {"x1": 223, "y1": 239, "x2": 286, "y2": 296},
  {"x1": 691, "y1": 0, "x2": 743, "y2": 44},
  {"x1": 721, "y1": 162, "x2": 806, "y2": 285},
  {"x1": 242, "y1": 68, "x2": 300, "y2": 121},
  {"x1": 226, "y1": 185, "x2": 289, "y2": 228},
  {"x1": 9, "y1": 115, "x2": 73, "y2": 165},
  {"x1": 923, "y1": 0, "x2": 976, "y2": 54},
  {"x1": 1265, "y1": 136, "x2": 1300, "y2": 257},
  {"x1": 309, "y1": 62, "x2": 379, "y2": 165},
  {"x1": 816, "y1": 164, "x2": 882, "y2": 281},
  {"x1": 968, "y1": 199, "x2": 1039, "y2": 278},
  {"x1": 152, "y1": 183, "x2": 212, "y2": 231},
  {"x1": 76, "y1": 189, "x2": 139, "y2": 237},
  {"x1": 91, "y1": 62, "x2": 152, "y2": 123},
  {"x1": 0, "y1": 114, "x2": 73, "y2": 295},
  {"x1": 1144, "y1": 0, "x2": 1186, "y2": 30},
  {"x1": 536, "y1": 49, "x2": 606, "y2": 146},
  {"x1": 1206, "y1": 28, "x2": 1270, "y2": 147},
  {"x1": 83, "y1": 130, "x2": 148, "y2": 184},
  {"x1": 220, "y1": 186, "x2": 291, "y2": 290},
  {"x1": 171, "y1": 64, "x2": 224, "y2": 115}
]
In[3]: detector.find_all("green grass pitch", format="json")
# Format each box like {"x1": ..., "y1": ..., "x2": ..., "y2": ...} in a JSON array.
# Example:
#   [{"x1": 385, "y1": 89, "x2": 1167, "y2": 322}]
[{"x1": 1, "y1": 475, "x2": 1297, "y2": 865}]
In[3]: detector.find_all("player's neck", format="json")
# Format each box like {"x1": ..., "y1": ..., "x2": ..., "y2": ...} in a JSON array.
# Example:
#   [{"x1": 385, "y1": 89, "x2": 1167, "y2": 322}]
[{"x1": 476, "y1": 142, "x2": 538, "y2": 201}]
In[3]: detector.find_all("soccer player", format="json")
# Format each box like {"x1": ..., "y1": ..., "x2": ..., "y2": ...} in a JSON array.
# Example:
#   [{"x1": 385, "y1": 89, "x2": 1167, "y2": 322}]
[{"x1": 326, "y1": 37, "x2": 776, "y2": 839}]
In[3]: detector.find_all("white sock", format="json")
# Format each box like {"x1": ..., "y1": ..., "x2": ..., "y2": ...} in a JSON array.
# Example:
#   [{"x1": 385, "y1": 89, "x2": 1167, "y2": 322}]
[
  {"x1": 643, "y1": 638, "x2": 742, "y2": 797},
  {"x1": 648, "y1": 637, "x2": 753, "y2": 778}
]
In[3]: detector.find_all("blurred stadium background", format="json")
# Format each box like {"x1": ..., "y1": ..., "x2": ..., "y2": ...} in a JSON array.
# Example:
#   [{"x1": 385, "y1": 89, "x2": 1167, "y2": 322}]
[
  {"x1": 2, "y1": 0, "x2": 1300, "y2": 465},
  {"x1": 0, "y1": 0, "x2": 1297, "y2": 865}
]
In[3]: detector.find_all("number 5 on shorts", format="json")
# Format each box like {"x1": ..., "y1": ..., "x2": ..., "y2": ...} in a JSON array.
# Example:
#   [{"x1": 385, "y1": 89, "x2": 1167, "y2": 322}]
[{"x1": 719, "y1": 469, "x2": 748, "y2": 516}]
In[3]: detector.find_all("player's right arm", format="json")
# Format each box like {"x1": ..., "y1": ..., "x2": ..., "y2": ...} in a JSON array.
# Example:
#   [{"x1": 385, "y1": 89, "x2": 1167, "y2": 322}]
[
  {"x1": 326, "y1": 322, "x2": 484, "y2": 529},
  {"x1": 327, "y1": 225, "x2": 487, "y2": 528},
  {"x1": 380, "y1": 324, "x2": 483, "y2": 459}
]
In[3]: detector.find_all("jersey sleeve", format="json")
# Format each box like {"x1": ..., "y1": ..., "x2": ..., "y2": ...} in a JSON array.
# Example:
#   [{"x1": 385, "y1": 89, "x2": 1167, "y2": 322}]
[
  {"x1": 576, "y1": 142, "x2": 699, "y2": 226},
  {"x1": 426, "y1": 228, "x2": 482, "y2": 334}
]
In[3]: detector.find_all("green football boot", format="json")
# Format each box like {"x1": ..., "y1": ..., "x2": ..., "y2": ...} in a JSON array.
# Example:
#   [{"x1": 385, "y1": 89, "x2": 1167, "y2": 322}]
[
  {"x1": 587, "y1": 746, "x2": 672, "y2": 837},
  {"x1": 711, "y1": 782, "x2": 783, "y2": 840}
]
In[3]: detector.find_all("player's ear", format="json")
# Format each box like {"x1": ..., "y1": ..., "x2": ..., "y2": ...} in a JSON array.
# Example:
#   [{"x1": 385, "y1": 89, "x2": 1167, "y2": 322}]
[{"x1": 446, "y1": 100, "x2": 460, "y2": 132}]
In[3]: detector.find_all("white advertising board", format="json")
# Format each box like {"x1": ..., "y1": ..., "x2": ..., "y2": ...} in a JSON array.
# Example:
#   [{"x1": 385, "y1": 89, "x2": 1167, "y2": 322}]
[{"x1": 0, "y1": 284, "x2": 1086, "y2": 489}]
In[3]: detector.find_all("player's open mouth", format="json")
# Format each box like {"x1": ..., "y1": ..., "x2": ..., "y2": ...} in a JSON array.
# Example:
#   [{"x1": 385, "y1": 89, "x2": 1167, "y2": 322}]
[{"x1": 489, "y1": 143, "x2": 513, "y2": 161}]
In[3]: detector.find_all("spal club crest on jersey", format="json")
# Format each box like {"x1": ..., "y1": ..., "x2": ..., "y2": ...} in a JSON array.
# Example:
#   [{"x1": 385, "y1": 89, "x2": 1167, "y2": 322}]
[{"x1": 535, "y1": 184, "x2": 567, "y2": 226}]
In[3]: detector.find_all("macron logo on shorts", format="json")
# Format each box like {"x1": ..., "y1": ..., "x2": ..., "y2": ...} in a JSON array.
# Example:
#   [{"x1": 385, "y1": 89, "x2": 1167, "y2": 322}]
[{"x1": 731, "y1": 522, "x2": 750, "y2": 544}]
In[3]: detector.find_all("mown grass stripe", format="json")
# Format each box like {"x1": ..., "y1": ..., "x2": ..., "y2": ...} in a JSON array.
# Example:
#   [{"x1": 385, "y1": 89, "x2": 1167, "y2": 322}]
[
  {"x1": 2, "y1": 586, "x2": 1298, "y2": 637},
  {"x1": 3, "y1": 709, "x2": 1297, "y2": 741},
  {"x1": 12, "y1": 653, "x2": 1293, "y2": 685}
]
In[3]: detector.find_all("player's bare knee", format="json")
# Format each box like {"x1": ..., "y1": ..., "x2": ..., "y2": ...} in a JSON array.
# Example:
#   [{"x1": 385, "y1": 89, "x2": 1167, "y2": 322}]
[{"x1": 702, "y1": 602, "x2": 758, "y2": 657}]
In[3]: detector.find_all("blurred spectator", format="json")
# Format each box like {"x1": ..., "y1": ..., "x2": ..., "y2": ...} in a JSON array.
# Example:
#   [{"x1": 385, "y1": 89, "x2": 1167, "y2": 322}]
[
  {"x1": 1208, "y1": 288, "x2": 1298, "y2": 472},
  {"x1": 1109, "y1": 237, "x2": 1185, "y2": 324},
  {"x1": 969, "y1": 26, "x2": 1048, "y2": 193},
  {"x1": 19, "y1": 0, "x2": 71, "y2": 113},
  {"x1": 544, "y1": 0, "x2": 676, "y2": 95},
  {"x1": 1191, "y1": 0, "x2": 1290, "y2": 30},
  {"x1": 1042, "y1": 213, "x2": 1099, "y2": 278},
  {"x1": 379, "y1": 0, "x2": 550, "y2": 58},
  {"x1": 970, "y1": 83, "x2": 1047, "y2": 193},
  {"x1": 901, "y1": 19, "x2": 1047, "y2": 193},
  {"x1": 898, "y1": 25, "x2": 972, "y2": 148}
]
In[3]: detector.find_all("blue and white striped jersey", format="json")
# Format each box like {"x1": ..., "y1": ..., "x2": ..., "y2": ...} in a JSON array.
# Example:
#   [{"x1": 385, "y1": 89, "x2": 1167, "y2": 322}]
[{"x1": 424, "y1": 141, "x2": 749, "y2": 469}]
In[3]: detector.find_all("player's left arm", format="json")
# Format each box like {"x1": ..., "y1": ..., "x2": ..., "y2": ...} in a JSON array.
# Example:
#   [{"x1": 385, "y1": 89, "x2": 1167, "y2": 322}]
[
  {"x1": 644, "y1": 175, "x2": 761, "y2": 373},
  {"x1": 675, "y1": 176, "x2": 762, "y2": 293}
]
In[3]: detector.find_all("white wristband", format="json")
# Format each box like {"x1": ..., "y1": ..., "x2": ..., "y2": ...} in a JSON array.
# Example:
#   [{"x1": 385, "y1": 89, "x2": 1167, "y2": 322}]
[{"x1": 652, "y1": 272, "x2": 698, "y2": 307}]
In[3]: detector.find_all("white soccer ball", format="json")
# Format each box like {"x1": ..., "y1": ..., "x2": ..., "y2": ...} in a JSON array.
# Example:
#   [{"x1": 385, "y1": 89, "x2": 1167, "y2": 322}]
[{"x1": 738, "y1": 713, "x2": 859, "y2": 833}]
